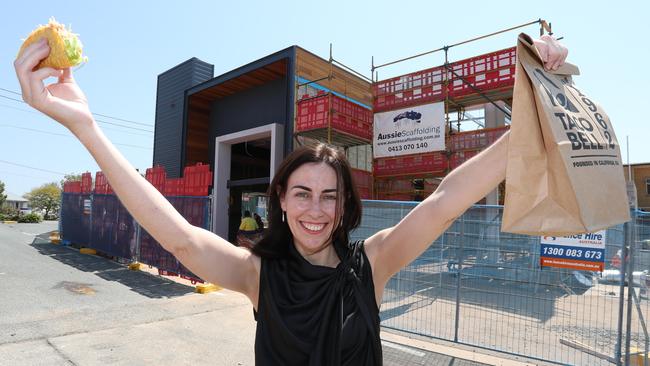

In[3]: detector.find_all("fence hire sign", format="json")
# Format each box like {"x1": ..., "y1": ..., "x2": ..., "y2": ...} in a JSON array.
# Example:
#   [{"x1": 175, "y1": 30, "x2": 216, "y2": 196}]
[
  {"x1": 373, "y1": 102, "x2": 445, "y2": 158},
  {"x1": 540, "y1": 230, "x2": 606, "y2": 271}
]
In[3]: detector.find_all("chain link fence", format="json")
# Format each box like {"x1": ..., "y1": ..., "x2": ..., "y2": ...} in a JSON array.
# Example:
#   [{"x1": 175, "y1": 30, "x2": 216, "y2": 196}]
[
  {"x1": 60, "y1": 192, "x2": 211, "y2": 282},
  {"x1": 60, "y1": 192, "x2": 650, "y2": 364},
  {"x1": 352, "y1": 201, "x2": 650, "y2": 365}
]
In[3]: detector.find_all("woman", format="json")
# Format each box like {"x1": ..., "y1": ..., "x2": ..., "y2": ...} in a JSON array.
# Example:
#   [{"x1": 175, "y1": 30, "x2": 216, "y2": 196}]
[{"x1": 14, "y1": 35, "x2": 567, "y2": 365}]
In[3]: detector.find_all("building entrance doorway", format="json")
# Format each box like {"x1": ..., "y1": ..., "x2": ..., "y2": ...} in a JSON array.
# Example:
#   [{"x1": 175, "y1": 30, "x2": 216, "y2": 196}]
[{"x1": 212, "y1": 124, "x2": 284, "y2": 242}]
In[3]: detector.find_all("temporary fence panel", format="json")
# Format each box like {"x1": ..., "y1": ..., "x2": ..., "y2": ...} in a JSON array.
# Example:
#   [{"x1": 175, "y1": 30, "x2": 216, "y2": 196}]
[
  {"x1": 352, "y1": 201, "x2": 648, "y2": 365},
  {"x1": 627, "y1": 211, "x2": 650, "y2": 365},
  {"x1": 138, "y1": 196, "x2": 210, "y2": 283},
  {"x1": 59, "y1": 190, "x2": 211, "y2": 283},
  {"x1": 90, "y1": 194, "x2": 137, "y2": 260},
  {"x1": 373, "y1": 47, "x2": 516, "y2": 113},
  {"x1": 60, "y1": 193, "x2": 92, "y2": 246}
]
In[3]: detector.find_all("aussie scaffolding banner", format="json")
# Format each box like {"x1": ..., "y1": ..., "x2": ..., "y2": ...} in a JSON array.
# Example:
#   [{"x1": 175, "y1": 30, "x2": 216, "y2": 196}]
[
  {"x1": 373, "y1": 102, "x2": 445, "y2": 158},
  {"x1": 540, "y1": 230, "x2": 606, "y2": 271}
]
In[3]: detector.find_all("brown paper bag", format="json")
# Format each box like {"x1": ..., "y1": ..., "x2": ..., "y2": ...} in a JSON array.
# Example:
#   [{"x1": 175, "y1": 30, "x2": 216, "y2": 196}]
[{"x1": 501, "y1": 33, "x2": 630, "y2": 235}]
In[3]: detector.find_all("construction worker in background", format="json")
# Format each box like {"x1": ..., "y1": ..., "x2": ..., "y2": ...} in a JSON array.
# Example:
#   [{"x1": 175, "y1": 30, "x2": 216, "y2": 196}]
[{"x1": 239, "y1": 210, "x2": 259, "y2": 232}]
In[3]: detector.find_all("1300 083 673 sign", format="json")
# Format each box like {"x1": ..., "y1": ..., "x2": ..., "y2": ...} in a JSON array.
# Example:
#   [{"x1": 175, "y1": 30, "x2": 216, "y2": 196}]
[{"x1": 540, "y1": 231, "x2": 606, "y2": 271}]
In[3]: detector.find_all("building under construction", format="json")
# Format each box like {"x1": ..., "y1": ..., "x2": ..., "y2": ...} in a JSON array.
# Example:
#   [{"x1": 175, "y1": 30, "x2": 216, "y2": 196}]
[{"x1": 152, "y1": 20, "x2": 552, "y2": 242}]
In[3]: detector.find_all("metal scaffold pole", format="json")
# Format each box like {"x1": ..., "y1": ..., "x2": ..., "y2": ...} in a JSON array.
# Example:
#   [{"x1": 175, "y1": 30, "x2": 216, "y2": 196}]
[{"x1": 372, "y1": 19, "x2": 548, "y2": 75}]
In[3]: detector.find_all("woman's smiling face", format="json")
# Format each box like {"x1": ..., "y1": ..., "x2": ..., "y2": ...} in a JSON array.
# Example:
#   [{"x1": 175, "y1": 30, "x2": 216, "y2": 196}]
[{"x1": 280, "y1": 162, "x2": 340, "y2": 258}]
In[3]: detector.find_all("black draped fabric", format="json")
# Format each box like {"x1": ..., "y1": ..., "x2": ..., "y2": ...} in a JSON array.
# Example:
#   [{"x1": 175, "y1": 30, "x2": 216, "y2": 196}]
[{"x1": 254, "y1": 240, "x2": 382, "y2": 365}]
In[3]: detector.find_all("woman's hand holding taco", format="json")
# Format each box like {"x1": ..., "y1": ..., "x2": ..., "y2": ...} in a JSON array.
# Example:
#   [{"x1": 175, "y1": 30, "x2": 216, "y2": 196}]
[{"x1": 14, "y1": 19, "x2": 93, "y2": 135}]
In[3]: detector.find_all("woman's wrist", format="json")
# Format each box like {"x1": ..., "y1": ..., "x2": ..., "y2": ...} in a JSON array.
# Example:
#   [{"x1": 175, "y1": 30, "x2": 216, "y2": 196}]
[{"x1": 70, "y1": 118, "x2": 101, "y2": 145}]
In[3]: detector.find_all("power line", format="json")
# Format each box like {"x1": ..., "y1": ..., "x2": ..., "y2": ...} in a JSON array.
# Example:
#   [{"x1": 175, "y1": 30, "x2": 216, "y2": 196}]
[
  {"x1": 0, "y1": 170, "x2": 52, "y2": 181},
  {"x1": 0, "y1": 87, "x2": 154, "y2": 128},
  {"x1": 0, "y1": 93, "x2": 153, "y2": 133},
  {"x1": 0, "y1": 124, "x2": 152, "y2": 150},
  {"x1": 0, "y1": 102, "x2": 153, "y2": 137},
  {"x1": 0, "y1": 159, "x2": 67, "y2": 175}
]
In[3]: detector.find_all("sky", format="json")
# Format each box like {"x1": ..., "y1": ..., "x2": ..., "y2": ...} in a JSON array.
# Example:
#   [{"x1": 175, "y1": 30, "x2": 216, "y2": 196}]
[{"x1": 2, "y1": 0, "x2": 648, "y2": 197}]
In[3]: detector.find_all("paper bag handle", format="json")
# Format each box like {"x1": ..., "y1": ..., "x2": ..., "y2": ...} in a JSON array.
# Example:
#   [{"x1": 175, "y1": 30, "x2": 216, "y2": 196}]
[{"x1": 518, "y1": 33, "x2": 580, "y2": 76}]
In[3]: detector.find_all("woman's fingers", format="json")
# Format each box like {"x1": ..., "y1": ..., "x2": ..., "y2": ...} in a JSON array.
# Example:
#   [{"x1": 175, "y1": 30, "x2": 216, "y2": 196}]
[
  {"x1": 59, "y1": 68, "x2": 74, "y2": 83},
  {"x1": 14, "y1": 38, "x2": 47, "y2": 68},
  {"x1": 30, "y1": 67, "x2": 63, "y2": 105},
  {"x1": 14, "y1": 38, "x2": 51, "y2": 103},
  {"x1": 536, "y1": 35, "x2": 568, "y2": 71}
]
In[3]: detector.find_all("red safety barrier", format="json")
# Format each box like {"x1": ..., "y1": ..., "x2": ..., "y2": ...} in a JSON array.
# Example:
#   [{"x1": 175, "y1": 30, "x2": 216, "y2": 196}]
[
  {"x1": 296, "y1": 94, "x2": 373, "y2": 141},
  {"x1": 183, "y1": 163, "x2": 213, "y2": 196},
  {"x1": 63, "y1": 181, "x2": 82, "y2": 193},
  {"x1": 449, "y1": 149, "x2": 480, "y2": 170},
  {"x1": 94, "y1": 172, "x2": 108, "y2": 194},
  {"x1": 374, "y1": 152, "x2": 447, "y2": 177},
  {"x1": 145, "y1": 166, "x2": 167, "y2": 193},
  {"x1": 163, "y1": 178, "x2": 185, "y2": 196},
  {"x1": 373, "y1": 47, "x2": 516, "y2": 112},
  {"x1": 448, "y1": 126, "x2": 509, "y2": 152},
  {"x1": 81, "y1": 172, "x2": 93, "y2": 194}
]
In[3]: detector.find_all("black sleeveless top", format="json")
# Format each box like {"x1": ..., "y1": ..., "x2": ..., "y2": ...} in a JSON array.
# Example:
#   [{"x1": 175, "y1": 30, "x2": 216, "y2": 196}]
[{"x1": 254, "y1": 240, "x2": 382, "y2": 365}]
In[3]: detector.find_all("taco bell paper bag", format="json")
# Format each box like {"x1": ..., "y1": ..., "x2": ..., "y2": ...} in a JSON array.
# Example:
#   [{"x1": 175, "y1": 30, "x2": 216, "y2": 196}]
[{"x1": 501, "y1": 33, "x2": 630, "y2": 236}]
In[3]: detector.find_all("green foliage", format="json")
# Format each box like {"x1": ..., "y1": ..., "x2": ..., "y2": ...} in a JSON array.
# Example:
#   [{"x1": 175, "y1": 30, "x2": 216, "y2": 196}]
[
  {"x1": 25, "y1": 183, "x2": 61, "y2": 220},
  {"x1": 0, "y1": 180, "x2": 6, "y2": 207},
  {"x1": 18, "y1": 213, "x2": 42, "y2": 223}
]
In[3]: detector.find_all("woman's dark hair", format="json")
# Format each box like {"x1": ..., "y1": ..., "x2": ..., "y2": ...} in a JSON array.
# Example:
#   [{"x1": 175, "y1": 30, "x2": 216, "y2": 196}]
[
  {"x1": 243, "y1": 210, "x2": 251, "y2": 217},
  {"x1": 251, "y1": 143, "x2": 362, "y2": 259}
]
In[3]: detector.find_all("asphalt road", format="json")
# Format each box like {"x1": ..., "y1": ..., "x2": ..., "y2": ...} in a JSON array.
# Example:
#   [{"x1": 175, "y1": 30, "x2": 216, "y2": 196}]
[{"x1": 0, "y1": 221, "x2": 496, "y2": 365}]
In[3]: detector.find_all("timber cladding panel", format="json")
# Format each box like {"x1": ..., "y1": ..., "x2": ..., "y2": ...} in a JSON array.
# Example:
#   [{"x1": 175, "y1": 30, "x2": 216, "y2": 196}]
[
  {"x1": 295, "y1": 47, "x2": 372, "y2": 106},
  {"x1": 633, "y1": 165, "x2": 650, "y2": 210}
]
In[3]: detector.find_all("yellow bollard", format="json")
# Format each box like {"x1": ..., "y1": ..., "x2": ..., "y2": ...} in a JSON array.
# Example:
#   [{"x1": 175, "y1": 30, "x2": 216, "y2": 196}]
[
  {"x1": 195, "y1": 283, "x2": 221, "y2": 294},
  {"x1": 629, "y1": 347, "x2": 649, "y2": 366},
  {"x1": 49, "y1": 231, "x2": 61, "y2": 244}
]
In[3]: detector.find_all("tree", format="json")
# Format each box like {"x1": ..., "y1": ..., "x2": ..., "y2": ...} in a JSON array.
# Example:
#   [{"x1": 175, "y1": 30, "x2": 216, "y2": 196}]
[
  {"x1": 0, "y1": 180, "x2": 6, "y2": 208},
  {"x1": 25, "y1": 183, "x2": 61, "y2": 219}
]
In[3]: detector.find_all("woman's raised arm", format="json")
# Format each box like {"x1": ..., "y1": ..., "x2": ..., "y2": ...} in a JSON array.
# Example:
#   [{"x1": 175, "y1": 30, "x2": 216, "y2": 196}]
[
  {"x1": 14, "y1": 39, "x2": 260, "y2": 302},
  {"x1": 365, "y1": 131, "x2": 509, "y2": 288}
]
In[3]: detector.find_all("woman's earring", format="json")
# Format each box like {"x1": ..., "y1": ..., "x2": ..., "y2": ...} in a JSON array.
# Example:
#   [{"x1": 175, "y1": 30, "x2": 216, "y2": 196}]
[{"x1": 282, "y1": 211, "x2": 286, "y2": 223}]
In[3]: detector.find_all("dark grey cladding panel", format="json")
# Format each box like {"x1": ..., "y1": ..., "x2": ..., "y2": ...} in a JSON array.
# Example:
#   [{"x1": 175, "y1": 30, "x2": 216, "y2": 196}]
[
  {"x1": 153, "y1": 58, "x2": 214, "y2": 178},
  {"x1": 207, "y1": 77, "x2": 288, "y2": 170}
]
